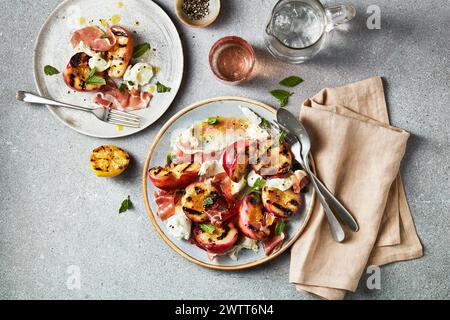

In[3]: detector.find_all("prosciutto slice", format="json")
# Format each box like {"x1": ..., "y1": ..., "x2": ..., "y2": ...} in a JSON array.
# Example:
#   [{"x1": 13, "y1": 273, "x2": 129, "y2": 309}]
[
  {"x1": 93, "y1": 80, "x2": 130, "y2": 110},
  {"x1": 263, "y1": 231, "x2": 285, "y2": 256},
  {"x1": 93, "y1": 81, "x2": 152, "y2": 111},
  {"x1": 71, "y1": 26, "x2": 117, "y2": 52},
  {"x1": 292, "y1": 170, "x2": 310, "y2": 194},
  {"x1": 154, "y1": 190, "x2": 177, "y2": 221},
  {"x1": 128, "y1": 89, "x2": 153, "y2": 110}
]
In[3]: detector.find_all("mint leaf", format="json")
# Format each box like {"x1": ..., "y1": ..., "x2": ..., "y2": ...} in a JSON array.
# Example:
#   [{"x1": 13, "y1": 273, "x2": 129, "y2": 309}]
[
  {"x1": 276, "y1": 131, "x2": 286, "y2": 145},
  {"x1": 207, "y1": 117, "x2": 220, "y2": 125},
  {"x1": 86, "y1": 76, "x2": 106, "y2": 86},
  {"x1": 275, "y1": 220, "x2": 286, "y2": 236},
  {"x1": 270, "y1": 90, "x2": 293, "y2": 108},
  {"x1": 119, "y1": 196, "x2": 132, "y2": 214},
  {"x1": 166, "y1": 154, "x2": 173, "y2": 166},
  {"x1": 199, "y1": 223, "x2": 216, "y2": 234},
  {"x1": 156, "y1": 82, "x2": 171, "y2": 93},
  {"x1": 259, "y1": 118, "x2": 271, "y2": 130},
  {"x1": 279, "y1": 76, "x2": 303, "y2": 87},
  {"x1": 246, "y1": 178, "x2": 266, "y2": 195},
  {"x1": 85, "y1": 67, "x2": 106, "y2": 86},
  {"x1": 133, "y1": 42, "x2": 151, "y2": 59},
  {"x1": 44, "y1": 65, "x2": 60, "y2": 76},
  {"x1": 203, "y1": 196, "x2": 214, "y2": 207}
]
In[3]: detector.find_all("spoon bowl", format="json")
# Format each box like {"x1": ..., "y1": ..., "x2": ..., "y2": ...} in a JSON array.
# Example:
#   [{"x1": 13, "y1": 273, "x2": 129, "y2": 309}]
[{"x1": 277, "y1": 108, "x2": 311, "y2": 159}]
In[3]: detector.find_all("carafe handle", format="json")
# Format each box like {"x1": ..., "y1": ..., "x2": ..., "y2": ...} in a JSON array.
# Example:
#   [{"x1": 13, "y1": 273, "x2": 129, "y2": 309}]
[{"x1": 324, "y1": 4, "x2": 356, "y2": 31}]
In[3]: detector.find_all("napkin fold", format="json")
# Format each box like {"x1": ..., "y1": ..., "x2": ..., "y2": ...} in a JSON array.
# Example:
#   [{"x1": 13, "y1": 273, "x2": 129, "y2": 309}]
[{"x1": 289, "y1": 77, "x2": 423, "y2": 300}]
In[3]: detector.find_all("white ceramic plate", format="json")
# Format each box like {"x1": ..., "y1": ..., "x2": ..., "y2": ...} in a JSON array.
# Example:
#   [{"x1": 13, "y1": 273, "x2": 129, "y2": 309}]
[
  {"x1": 34, "y1": 0, "x2": 183, "y2": 138},
  {"x1": 143, "y1": 97, "x2": 315, "y2": 270}
]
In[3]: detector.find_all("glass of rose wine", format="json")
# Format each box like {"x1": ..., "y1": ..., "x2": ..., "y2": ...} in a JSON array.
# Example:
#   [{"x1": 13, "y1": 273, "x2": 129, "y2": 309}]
[{"x1": 209, "y1": 36, "x2": 256, "y2": 84}]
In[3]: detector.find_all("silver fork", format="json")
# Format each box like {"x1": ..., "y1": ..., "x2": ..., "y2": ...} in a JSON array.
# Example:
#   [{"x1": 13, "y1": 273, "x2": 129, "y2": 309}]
[
  {"x1": 16, "y1": 91, "x2": 141, "y2": 128},
  {"x1": 270, "y1": 119, "x2": 348, "y2": 242}
]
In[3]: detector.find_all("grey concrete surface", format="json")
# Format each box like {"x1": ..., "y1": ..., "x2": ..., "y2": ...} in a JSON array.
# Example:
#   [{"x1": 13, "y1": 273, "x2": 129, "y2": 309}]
[{"x1": 0, "y1": 0, "x2": 449, "y2": 300}]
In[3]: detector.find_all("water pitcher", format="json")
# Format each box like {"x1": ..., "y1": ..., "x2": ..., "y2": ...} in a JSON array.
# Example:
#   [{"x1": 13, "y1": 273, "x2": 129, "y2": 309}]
[{"x1": 265, "y1": 0, "x2": 356, "y2": 63}]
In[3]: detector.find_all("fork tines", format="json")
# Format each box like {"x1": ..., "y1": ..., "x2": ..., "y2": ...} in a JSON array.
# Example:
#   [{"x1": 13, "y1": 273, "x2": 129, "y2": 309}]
[
  {"x1": 107, "y1": 109, "x2": 141, "y2": 128},
  {"x1": 270, "y1": 120, "x2": 296, "y2": 144}
]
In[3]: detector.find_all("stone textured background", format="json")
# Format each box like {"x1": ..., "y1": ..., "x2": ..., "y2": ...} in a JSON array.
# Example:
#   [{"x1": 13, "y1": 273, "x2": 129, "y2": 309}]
[{"x1": 0, "y1": 0, "x2": 449, "y2": 299}]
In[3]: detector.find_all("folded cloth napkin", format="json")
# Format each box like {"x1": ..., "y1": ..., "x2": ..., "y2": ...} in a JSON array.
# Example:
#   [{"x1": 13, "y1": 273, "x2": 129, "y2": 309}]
[{"x1": 289, "y1": 77, "x2": 423, "y2": 300}]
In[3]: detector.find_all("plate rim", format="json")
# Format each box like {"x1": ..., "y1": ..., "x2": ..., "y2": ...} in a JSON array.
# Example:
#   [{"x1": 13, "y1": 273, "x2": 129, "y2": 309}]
[
  {"x1": 33, "y1": 0, "x2": 184, "y2": 139},
  {"x1": 142, "y1": 96, "x2": 316, "y2": 271}
]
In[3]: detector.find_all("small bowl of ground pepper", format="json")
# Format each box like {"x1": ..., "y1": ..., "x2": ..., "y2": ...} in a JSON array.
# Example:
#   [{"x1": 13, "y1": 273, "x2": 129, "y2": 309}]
[{"x1": 175, "y1": 0, "x2": 221, "y2": 28}]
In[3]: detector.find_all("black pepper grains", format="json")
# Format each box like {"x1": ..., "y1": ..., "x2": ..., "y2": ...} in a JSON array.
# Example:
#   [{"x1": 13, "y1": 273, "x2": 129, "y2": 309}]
[{"x1": 182, "y1": 0, "x2": 210, "y2": 20}]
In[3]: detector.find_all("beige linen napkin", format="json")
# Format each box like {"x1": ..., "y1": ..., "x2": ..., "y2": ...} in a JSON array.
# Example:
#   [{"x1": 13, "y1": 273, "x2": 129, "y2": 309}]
[{"x1": 289, "y1": 77, "x2": 423, "y2": 300}]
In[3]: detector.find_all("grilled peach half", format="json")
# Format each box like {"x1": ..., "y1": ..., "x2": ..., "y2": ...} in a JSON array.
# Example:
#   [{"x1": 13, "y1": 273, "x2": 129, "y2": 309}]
[
  {"x1": 63, "y1": 52, "x2": 105, "y2": 92},
  {"x1": 262, "y1": 187, "x2": 302, "y2": 219},
  {"x1": 181, "y1": 182, "x2": 220, "y2": 223},
  {"x1": 193, "y1": 222, "x2": 239, "y2": 254},
  {"x1": 107, "y1": 26, "x2": 134, "y2": 78},
  {"x1": 238, "y1": 194, "x2": 274, "y2": 240},
  {"x1": 253, "y1": 143, "x2": 292, "y2": 177},
  {"x1": 148, "y1": 162, "x2": 200, "y2": 191}
]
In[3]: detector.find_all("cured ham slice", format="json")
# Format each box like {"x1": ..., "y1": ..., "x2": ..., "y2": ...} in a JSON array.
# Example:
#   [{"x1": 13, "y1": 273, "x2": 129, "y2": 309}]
[
  {"x1": 207, "y1": 204, "x2": 237, "y2": 227},
  {"x1": 93, "y1": 81, "x2": 152, "y2": 111},
  {"x1": 291, "y1": 170, "x2": 310, "y2": 194},
  {"x1": 128, "y1": 89, "x2": 153, "y2": 110},
  {"x1": 71, "y1": 26, "x2": 117, "y2": 52},
  {"x1": 263, "y1": 231, "x2": 285, "y2": 256},
  {"x1": 154, "y1": 190, "x2": 177, "y2": 221},
  {"x1": 93, "y1": 80, "x2": 130, "y2": 110}
]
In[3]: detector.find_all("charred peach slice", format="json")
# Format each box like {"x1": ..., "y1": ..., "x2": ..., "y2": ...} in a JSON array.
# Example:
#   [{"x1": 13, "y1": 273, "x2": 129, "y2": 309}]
[
  {"x1": 253, "y1": 143, "x2": 292, "y2": 178},
  {"x1": 193, "y1": 222, "x2": 239, "y2": 254},
  {"x1": 262, "y1": 187, "x2": 302, "y2": 219},
  {"x1": 148, "y1": 162, "x2": 200, "y2": 191}
]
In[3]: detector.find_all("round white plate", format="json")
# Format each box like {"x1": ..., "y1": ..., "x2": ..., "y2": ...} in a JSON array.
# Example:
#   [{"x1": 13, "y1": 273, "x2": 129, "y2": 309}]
[
  {"x1": 143, "y1": 97, "x2": 315, "y2": 270},
  {"x1": 34, "y1": 0, "x2": 183, "y2": 138}
]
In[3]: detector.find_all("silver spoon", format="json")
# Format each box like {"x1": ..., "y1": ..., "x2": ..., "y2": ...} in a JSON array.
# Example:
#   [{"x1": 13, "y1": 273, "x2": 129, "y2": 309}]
[{"x1": 276, "y1": 108, "x2": 359, "y2": 233}]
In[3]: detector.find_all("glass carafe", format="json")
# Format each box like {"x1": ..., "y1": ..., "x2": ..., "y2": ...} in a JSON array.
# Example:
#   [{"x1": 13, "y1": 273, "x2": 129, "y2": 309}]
[{"x1": 264, "y1": 0, "x2": 356, "y2": 64}]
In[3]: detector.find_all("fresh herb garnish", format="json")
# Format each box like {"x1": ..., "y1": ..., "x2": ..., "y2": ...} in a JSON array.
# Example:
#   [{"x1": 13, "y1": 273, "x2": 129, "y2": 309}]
[
  {"x1": 86, "y1": 67, "x2": 106, "y2": 86},
  {"x1": 275, "y1": 220, "x2": 286, "y2": 236},
  {"x1": 279, "y1": 76, "x2": 304, "y2": 87},
  {"x1": 166, "y1": 154, "x2": 173, "y2": 165},
  {"x1": 156, "y1": 82, "x2": 171, "y2": 93},
  {"x1": 119, "y1": 83, "x2": 128, "y2": 93},
  {"x1": 207, "y1": 117, "x2": 220, "y2": 125},
  {"x1": 100, "y1": 34, "x2": 109, "y2": 39},
  {"x1": 119, "y1": 196, "x2": 132, "y2": 214},
  {"x1": 246, "y1": 178, "x2": 266, "y2": 195},
  {"x1": 44, "y1": 65, "x2": 60, "y2": 76},
  {"x1": 276, "y1": 131, "x2": 286, "y2": 145},
  {"x1": 203, "y1": 196, "x2": 214, "y2": 207},
  {"x1": 128, "y1": 81, "x2": 135, "y2": 86},
  {"x1": 259, "y1": 118, "x2": 271, "y2": 130},
  {"x1": 199, "y1": 223, "x2": 216, "y2": 234},
  {"x1": 133, "y1": 42, "x2": 151, "y2": 59},
  {"x1": 270, "y1": 90, "x2": 294, "y2": 108}
]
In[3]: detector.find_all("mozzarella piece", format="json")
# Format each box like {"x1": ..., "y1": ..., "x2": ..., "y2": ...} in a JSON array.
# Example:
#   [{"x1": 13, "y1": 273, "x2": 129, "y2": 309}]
[
  {"x1": 240, "y1": 106, "x2": 270, "y2": 141},
  {"x1": 124, "y1": 63, "x2": 154, "y2": 90},
  {"x1": 231, "y1": 177, "x2": 246, "y2": 195},
  {"x1": 247, "y1": 170, "x2": 264, "y2": 187},
  {"x1": 88, "y1": 55, "x2": 110, "y2": 72},
  {"x1": 228, "y1": 236, "x2": 259, "y2": 261},
  {"x1": 166, "y1": 207, "x2": 191, "y2": 240},
  {"x1": 75, "y1": 41, "x2": 97, "y2": 57},
  {"x1": 247, "y1": 170, "x2": 293, "y2": 191},
  {"x1": 266, "y1": 177, "x2": 294, "y2": 191},
  {"x1": 198, "y1": 160, "x2": 224, "y2": 177}
]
